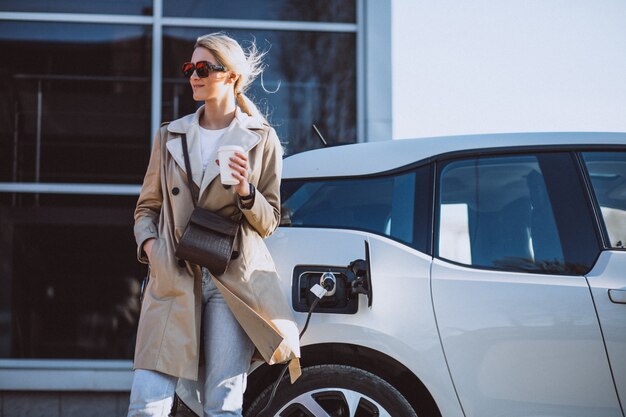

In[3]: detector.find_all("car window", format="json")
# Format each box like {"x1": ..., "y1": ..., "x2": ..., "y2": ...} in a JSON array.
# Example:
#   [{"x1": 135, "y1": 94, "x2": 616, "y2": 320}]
[
  {"x1": 581, "y1": 151, "x2": 626, "y2": 249},
  {"x1": 281, "y1": 165, "x2": 431, "y2": 252},
  {"x1": 437, "y1": 153, "x2": 599, "y2": 274}
]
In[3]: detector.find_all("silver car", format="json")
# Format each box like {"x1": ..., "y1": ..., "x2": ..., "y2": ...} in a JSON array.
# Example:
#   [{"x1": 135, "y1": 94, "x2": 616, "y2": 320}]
[{"x1": 177, "y1": 132, "x2": 626, "y2": 417}]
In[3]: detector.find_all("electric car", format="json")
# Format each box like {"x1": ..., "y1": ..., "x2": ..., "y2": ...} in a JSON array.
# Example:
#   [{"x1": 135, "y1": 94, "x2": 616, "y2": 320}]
[{"x1": 177, "y1": 132, "x2": 626, "y2": 417}]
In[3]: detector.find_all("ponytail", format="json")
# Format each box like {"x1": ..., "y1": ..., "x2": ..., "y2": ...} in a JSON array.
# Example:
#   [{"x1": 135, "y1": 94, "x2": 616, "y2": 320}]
[{"x1": 236, "y1": 91, "x2": 267, "y2": 124}]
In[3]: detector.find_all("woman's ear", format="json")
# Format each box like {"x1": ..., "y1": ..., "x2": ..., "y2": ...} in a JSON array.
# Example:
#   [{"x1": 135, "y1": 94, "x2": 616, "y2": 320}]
[{"x1": 228, "y1": 72, "x2": 239, "y2": 84}]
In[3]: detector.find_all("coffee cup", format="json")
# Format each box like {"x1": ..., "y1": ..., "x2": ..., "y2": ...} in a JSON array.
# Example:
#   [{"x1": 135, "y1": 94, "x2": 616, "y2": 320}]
[{"x1": 217, "y1": 145, "x2": 245, "y2": 185}]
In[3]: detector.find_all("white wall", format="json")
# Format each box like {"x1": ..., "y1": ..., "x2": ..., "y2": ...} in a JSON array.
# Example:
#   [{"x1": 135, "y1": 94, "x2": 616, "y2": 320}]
[{"x1": 392, "y1": 0, "x2": 626, "y2": 139}]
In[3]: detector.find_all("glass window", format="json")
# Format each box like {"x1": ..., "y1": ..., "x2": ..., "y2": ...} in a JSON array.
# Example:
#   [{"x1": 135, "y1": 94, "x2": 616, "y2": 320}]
[
  {"x1": 0, "y1": 192, "x2": 143, "y2": 359},
  {"x1": 0, "y1": 0, "x2": 152, "y2": 15},
  {"x1": 163, "y1": 0, "x2": 355, "y2": 22},
  {"x1": 0, "y1": 22, "x2": 152, "y2": 184},
  {"x1": 437, "y1": 153, "x2": 599, "y2": 274},
  {"x1": 162, "y1": 27, "x2": 356, "y2": 156},
  {"x1": 582, "y1": 151, "x2": 626, "y2": 249},
  {"x1": 280, "y1": 165, "x2": 431, "y2": 252}
]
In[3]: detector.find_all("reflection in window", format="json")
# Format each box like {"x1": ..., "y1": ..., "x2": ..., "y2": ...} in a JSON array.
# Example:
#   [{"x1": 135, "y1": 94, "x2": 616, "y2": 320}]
[
  {"x1": 438, "y1": 155, "x2": 567, "y2": 273},
  {"x1": 162, "y1": 27, "x2": 356, "y2": 156},
  {"x1": 0, "y1": 22, "x2": 152, "y2": 184},
  {"x1": 439, "y1": 203, "x2": 471, "y2": 264},
  {"x1": 163, "y1": 0, "x2": 355, "y2": 22},
  {"x1": 582, "y1": 151, "x2": 626, "y2": 248},
  {"x1": 0, "y1": 193, "x2": 143, "y2": 359},
  {"x1": 281, "y1": 172, "x2": 416, "y2": 244}
]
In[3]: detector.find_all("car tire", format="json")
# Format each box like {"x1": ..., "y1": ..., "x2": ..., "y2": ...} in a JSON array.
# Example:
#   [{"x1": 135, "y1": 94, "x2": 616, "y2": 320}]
[{"x1": 245, "y1": 364, "x2": 417, "y2": 417}]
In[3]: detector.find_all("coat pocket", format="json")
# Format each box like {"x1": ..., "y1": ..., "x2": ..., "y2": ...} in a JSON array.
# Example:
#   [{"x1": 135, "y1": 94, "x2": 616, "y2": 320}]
[{"x1": 148, "y1": 237, "x2": 182, "y2": 298}]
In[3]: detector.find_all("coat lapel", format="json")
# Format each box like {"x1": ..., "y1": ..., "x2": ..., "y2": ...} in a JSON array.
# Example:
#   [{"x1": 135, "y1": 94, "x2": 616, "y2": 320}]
[
  {"x1": 165, "y1": 133, "x2": 203, "y2": 188},
  {"x1": 166, "y1": 107, "x2": 203, "y2": 188},
  {"x1": 197, "y1": 108, "x2": 265, "y2": 199}
]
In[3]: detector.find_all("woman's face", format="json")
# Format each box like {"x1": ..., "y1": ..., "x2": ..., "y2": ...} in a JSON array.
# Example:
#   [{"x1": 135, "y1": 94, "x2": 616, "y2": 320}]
[{"x1": 188, "y1": 47, "x2": 236, "y2": 102}]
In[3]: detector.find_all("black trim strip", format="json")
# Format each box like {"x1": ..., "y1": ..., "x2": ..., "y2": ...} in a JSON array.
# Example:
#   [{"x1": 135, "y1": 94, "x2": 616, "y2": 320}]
[{"x1": 574, "y1": 151, "x2": 611, "y2": 249}]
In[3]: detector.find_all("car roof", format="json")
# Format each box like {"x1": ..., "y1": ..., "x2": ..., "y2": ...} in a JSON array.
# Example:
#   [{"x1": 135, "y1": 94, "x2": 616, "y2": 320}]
[{"x1": 282, "y1": 132, "x2": 626, "y2": 179}]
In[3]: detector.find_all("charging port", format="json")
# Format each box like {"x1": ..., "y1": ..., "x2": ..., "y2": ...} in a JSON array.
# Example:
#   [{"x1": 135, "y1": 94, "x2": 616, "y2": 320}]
[
  {"x1": 291, "y1": 240, "x2": 372, "y2": 314},
  {"x1": 293, "y1": 267, "x2": 356, "y2": 314}
]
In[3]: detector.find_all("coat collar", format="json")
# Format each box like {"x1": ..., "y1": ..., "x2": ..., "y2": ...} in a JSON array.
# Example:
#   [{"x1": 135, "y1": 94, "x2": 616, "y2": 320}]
[
  {"x1": 167, "y1": 104, "x2": 265, "y2": 133},
  {"x1": 165, "y1": 105, "x2": 265, "y2": 199}
]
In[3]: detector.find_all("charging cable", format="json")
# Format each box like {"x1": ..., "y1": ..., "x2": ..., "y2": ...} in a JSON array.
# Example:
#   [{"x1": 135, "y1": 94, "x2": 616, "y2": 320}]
[{"x1": 257, "y1": 282, "x2": 332, "y2": 416}]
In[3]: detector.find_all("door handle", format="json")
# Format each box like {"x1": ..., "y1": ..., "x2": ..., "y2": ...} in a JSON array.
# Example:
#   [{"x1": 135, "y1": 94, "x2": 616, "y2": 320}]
[{"x1": 608, "y1": 289, "x2": 626, "y2": 304}]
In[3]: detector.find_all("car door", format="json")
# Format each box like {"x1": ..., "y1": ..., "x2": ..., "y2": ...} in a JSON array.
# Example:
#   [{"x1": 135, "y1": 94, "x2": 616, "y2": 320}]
[
  {"x1": 582, "y1": 151, "x2": 626, "y2": 416},
  {"x1": 431, "y1": 151, "x2": 623, "y2": 417}
]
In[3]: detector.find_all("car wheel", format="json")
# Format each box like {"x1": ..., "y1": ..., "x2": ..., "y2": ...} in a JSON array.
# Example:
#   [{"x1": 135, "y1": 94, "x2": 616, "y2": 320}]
[{"x1": 246, "y1": 364, "x2": 417, "y2": 417}]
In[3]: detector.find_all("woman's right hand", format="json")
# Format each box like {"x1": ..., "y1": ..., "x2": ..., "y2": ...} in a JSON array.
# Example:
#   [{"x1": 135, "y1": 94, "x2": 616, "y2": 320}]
[{"x1": 143, "y1": 238, "x2": 156, "y2": 263}]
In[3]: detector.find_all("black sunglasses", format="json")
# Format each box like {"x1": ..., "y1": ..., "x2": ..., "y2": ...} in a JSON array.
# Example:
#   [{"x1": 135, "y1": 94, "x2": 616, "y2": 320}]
[{"x1": 182, "y1": 61, "x2": 228, "y2": 78}]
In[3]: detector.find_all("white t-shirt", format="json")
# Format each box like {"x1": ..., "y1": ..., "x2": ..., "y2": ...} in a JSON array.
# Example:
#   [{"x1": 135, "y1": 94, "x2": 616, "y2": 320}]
[{"x1": 198, "y1": 125, "x2": 228, "y2": 173}]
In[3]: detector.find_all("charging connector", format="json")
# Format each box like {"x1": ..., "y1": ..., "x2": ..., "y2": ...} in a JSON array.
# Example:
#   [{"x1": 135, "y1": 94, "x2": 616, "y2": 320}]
[
  {"x1": 319, "y1": 272, "x2": 337, "y2": 296},
  {"x1": 299, "y1": 284, "x2": 326, "y2": 338},
  {"x1": 310, "y1": 283, "x2": 328, "y2": 299}
]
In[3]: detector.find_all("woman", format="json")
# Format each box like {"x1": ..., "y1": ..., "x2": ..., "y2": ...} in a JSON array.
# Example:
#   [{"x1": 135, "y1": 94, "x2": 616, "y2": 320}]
[{"x1": 129, "y1": 32, "x2": 300, "y2": 417}]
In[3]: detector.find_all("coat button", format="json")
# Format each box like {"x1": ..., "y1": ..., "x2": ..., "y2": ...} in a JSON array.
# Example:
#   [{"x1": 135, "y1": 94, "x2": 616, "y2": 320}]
[
  {"x1": 172, "y1": 187, "x2": 180, "y2": 195},
  {"x1": 178, "y1": 259, "x2": 186, "y2": 268}
]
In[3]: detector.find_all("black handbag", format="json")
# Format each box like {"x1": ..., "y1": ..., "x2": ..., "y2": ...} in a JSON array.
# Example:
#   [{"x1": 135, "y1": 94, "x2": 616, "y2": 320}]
[{"x1": 174, "y1": 133, "x2": 240, "y2": 276}]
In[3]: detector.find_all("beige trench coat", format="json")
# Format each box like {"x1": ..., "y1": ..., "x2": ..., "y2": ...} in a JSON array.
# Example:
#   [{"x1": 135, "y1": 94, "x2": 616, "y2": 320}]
[{"x1": 133, "y1": 105, "x2": 300, "y2": 382}]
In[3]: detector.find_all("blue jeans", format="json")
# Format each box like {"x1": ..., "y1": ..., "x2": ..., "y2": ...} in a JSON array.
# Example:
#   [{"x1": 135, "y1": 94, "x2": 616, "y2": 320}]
[{"x1": 128, "y1": 268, "x2": 255, "y2": 417}]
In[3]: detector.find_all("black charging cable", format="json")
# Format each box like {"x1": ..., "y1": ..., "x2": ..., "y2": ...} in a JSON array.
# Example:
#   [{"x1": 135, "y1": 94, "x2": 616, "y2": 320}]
[{"x1": 256, "y1": 284, "x2": 329, "y2": 416}]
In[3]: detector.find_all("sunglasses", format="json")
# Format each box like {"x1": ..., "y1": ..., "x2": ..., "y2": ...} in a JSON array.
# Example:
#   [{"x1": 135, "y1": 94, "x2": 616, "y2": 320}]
[{"x1": 182, "y1": 61, "x2": 228, "y2": 78}]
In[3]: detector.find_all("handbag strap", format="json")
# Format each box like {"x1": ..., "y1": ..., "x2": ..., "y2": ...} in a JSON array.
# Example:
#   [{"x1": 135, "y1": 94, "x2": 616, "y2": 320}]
[{"x1": 180, "y1": 133, "x2": 198, "y2": 207}]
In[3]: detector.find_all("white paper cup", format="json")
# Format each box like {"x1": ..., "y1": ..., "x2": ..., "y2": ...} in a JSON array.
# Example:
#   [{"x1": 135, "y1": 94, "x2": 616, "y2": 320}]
[{"x1": 217, "y1": 145, "x2": 245, "y2": 185}]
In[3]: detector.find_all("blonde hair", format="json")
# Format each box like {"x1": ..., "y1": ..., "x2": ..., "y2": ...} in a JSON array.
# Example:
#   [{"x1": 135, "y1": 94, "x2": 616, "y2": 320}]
[{"x1": 194, "y1": 32, "x2": 267, "y2": 121}]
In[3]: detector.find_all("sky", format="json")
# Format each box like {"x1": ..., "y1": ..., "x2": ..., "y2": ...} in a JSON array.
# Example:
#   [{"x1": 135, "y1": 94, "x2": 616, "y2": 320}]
[{"x1": 391, "y1": 0, "x2": 626, "y2": 139}]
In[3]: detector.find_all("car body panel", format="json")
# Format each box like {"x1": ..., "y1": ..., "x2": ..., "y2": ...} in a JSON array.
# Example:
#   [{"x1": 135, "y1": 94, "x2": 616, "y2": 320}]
[
  {"x1": 431, "y1": 257, "x2": 622, "y2": 417},
  {"x1": 587, "y1": 250, "x2": 626, "y2": 416},
  {"x1": 266, "y1": 227, "x2": 464, "y2": 417}
]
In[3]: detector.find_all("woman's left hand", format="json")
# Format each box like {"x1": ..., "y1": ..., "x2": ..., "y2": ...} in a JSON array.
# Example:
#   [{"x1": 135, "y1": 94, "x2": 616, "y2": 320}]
[{"x1": 228, "y1": 151, "x2": 251, "y2": 197}]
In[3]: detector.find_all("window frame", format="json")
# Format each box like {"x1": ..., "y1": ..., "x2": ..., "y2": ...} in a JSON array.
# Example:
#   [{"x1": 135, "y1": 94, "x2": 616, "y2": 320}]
[
  {"x1": 433, "y1": 147, "x2": 611, "y2": 276},
  {"x1": 577, "y1": 150, "x2": 626, "y2": 251}
]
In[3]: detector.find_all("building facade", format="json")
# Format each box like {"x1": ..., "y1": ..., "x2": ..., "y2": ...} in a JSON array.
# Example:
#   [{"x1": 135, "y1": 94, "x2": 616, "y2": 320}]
[{"x1": 0, "y1": 1, "x2": 390, "y2": 415}]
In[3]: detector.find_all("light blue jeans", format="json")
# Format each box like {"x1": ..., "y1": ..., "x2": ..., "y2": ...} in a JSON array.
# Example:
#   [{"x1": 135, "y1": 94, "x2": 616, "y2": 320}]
[{"x1": 128, "y1": 268, "x2": 255, "y2": 417}]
